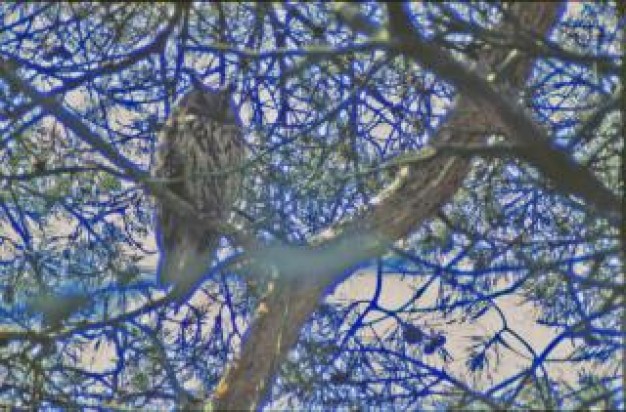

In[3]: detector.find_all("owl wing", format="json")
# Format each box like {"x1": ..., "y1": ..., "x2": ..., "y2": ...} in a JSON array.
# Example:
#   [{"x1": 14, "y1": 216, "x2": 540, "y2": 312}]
[
  {"x1": 153, "y1": 118, "x2": 192, "y2": 285},
  {"x1": 153, "y1": 119, "x2": 187, "y2": 198},
  {"x1": 219, "y1": 123, "x2": 245, "y2": 215}
]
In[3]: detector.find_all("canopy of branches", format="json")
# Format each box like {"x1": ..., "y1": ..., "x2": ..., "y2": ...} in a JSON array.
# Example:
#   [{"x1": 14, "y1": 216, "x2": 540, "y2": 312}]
[{"x1": 0, "y1": 2, "x2": 622, "y2": 410}]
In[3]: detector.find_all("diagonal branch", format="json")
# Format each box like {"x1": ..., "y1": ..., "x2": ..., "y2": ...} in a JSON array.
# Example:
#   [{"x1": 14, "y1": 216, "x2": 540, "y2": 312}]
[
  {"x1": 384, "y1": 2, "x2": 620, "y2": 226},
  {"x1": 213, "y1": 3, "x2": 570, "y2": 411}
]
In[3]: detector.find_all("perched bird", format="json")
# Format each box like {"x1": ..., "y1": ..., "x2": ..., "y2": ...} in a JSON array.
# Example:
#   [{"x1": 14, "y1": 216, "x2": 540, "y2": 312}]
[{"x1": 152, "y1": 81, "x2": 244, "y2": 295}]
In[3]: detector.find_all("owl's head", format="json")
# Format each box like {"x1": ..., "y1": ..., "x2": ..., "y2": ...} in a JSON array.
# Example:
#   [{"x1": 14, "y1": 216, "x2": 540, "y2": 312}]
[{"x1": 179, "y1": 82, "x2": 238, "y2": 125}]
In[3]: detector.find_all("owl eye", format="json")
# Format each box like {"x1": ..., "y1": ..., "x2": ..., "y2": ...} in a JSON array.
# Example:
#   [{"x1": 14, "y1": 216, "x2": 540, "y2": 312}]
[{"x1": 187, "y1": 100, "x2": 206, "y2": 116}]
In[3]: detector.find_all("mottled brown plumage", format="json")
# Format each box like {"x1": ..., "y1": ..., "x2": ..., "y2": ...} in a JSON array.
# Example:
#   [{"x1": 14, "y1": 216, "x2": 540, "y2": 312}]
[{"x1": 153, "y1": 85, "x2": 244, "y2": 290}]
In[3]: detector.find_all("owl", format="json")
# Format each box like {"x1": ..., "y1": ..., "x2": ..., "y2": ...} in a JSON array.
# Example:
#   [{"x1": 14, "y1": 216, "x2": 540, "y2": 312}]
[{"x1": 152, "y1": 83, "x2": 244, "y2": 294}]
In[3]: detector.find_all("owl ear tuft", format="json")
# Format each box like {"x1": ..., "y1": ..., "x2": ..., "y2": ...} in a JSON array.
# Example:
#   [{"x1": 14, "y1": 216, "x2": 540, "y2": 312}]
[
  {"x1": 215, "y1": 81, "x2": 237, "y2": 97},
  {"x1": 188, "y1": 73, "x2": 213, "y2": 94}
]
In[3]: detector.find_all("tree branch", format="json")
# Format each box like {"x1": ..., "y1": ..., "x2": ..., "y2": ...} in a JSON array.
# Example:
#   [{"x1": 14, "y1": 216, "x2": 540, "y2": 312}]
[
  {"x1": 385, "y1": 2, "x2": 620, "y2": 226},
  {"x1": 212, "y1": 4, "x2": 570, "y2": 410}
]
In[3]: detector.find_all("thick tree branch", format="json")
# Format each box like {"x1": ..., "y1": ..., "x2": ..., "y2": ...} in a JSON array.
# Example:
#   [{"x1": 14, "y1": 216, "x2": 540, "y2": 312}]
[
  {"x1": 213, "y1": 4, "x2": 570, "y2": 411},
  {"x1": 435, "y1": 3, "x2": 620, "y2": 77},
  {"x1": 385, "y1": 2, "x2": 620, "y2": 226}
]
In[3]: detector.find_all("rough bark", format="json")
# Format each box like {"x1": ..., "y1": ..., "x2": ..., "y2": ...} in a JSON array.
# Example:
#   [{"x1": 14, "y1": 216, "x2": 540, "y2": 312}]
[{"x1": 212, "y1": 3, "x2": 566, "y2": 411}]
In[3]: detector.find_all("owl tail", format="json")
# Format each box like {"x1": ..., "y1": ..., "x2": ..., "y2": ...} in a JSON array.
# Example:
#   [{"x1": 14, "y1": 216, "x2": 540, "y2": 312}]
[{"x1": 157, "y1": 235, "x2": 219, "y2": 298}]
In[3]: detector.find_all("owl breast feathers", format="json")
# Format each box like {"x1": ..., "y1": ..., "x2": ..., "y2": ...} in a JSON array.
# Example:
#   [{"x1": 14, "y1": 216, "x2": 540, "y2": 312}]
[{"x1": 152, "y1": 87, "x2": 245, "y2": 288}]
